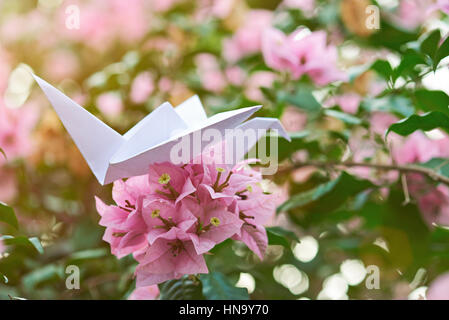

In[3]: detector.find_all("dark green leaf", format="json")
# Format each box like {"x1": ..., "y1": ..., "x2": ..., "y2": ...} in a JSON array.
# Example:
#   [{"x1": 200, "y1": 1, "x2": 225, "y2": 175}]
[
  {"x1": 200, "y1": 272, "x2": 249, "y2": 300},
  {"x1": 435, "y1": 35, "x2": 449, "y2": 69},
  {"x1": 266, "y1": 226, "x2": 299, "y2": 248},
  {"x1": 371, "y1": 60, "x2": 393, "y2": 81},
  {"x1": 386, "y1": 111, "x2": 449, "y2": 137},
  {"x1": 277, "y1": 172, "x2": 374, "y2": 213},
  {"x1": 22, "y1": 265, "x2": 64, "y2": 291},
  {"x1": 1, "y1": 236, "x2": 44, "y2": 254},
  {"x1": 0, "y1": 202, "x2": 18, "y2": 229},
  {"x1": 415, "y1": 89, "x2": 449, "y2": 115},
  {"x1": 280, "y1": 88, "x2": 321, "y2": 113},
  {"x1": 420, "y1": 29, "x2": 441, "y2": 60},
  {"x1": 159, "y1": 275, "x2": 204, "y2": 300}
]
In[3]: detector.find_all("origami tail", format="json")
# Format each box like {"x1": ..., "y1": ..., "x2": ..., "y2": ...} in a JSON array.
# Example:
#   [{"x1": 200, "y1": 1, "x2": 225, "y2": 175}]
[
  {"x1": 230, "y1": 117, "x2": 291, "y2": 161},
  {"x1": 32, "y1": 75, "x2": 125, "y2": 184}
]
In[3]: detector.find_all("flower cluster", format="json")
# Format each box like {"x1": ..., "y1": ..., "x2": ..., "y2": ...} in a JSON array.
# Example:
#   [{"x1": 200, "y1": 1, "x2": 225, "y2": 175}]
[
  {"x1": 96, "y1": 156, "x2": 275, "y2": 286},
  {"x1": 262, "y1": 28, "x2": 347, "y2": 86}
]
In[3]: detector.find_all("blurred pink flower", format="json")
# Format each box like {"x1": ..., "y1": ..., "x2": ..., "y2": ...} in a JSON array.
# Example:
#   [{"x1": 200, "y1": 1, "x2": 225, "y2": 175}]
[
  {"x1": 223, "y1": 10, "x2": 273, "y2": 63},
  {"x1": 245, "y1": 71, "x2": 276, "y2": 101},
  {"x1": 96, "y1": 92, "x2": 124, "y2": 118},
  {"x1": 370, "y1": 112, "x2": 399, "y2": 136},
  {"x1": 130, "y1": 72, "x2": 155, "y2": 104},
  {"x1": 43, "y1": 50, "x2": 79, "y2": 81},
  {"x1": 225, "y1": 66, "x2": 246, "y2": 86},
  {"x1": 427, "y1": 272, "x2": 449, "y2": 299},
  {"x1": 428, "y1": 0, "x2": 449, "y2": 14},
  {"x1": 392, "y1": 0, "x2": 433, "y2": 30},
  {"x1": 128, "y1": 285, "x2": 159, "y2": 300},
  {"x1": 0, "y1": 169, "x2": 18, "y2": 203},
  {"x1": 417, "y1": 185, "x2": 449, "y2": 227},
  {"x1": 0, "y1": 104, "x2": 38, "y2": 165},
  {"x1": 281, "y1": 106, "x2": 307, "y2": 132},
  {"x1": 392, "y1": 132, "x2": 449, "y2": 165},
  {"x1": 325, "y1": 93, "x2": 361, "y2": 114},
  {"x1": 262, "y1": 28, "x2": 347, "y2": 86},
  {"x1": 195, "y1": 54, "x2": 227, "y2": 93},
  {"x1": 158, "y1": 77, "x2": 173, "y2": 93}
]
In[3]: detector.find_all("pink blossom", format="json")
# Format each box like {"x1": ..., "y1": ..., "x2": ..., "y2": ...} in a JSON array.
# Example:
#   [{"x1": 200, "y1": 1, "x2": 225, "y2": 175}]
[
  {"x1": 225, "y1": 66, "x2": 246, "y2": 86},
  {"x1": 428, "y1": 0, "x2": 449, "y2": 15},
  {"x1": 0, "y1": 168, "x2": 18, "y2": 203},
  {"x1": 223, "y1": 10, "x2": 273, "y2": 63},
  {"x1": 195, "y1": 54, "x2": 227, "y2": 93},
  {"x1": 245, "y1": 71, "x2": 277, "y2": 101},
  {"x1": 43, "y1": 50, "x2": 79, "y2": 81},
  {"x1": 417, "y1": 185, "x2": 449, "y2": 227},
  {"x1": 96, "y1": 92, "x2": 124, "y2": 118},
  {"x1": 96, "y1": 152, "x2": 277, "y2": 286},
  {"x1": 262, "y1": 28, "x2": 347, "y2": 86},
  {"x1": 392, "y1": 0, "x2": 433, "y2": 30},
  {"x1": 135, "y1": 236, "x2": 208, "y2": 286},
  {"x1": 427, "y1": 272, "x2": 449, "y2": 299},
  {"x1": 130, "y1": 72, "x2": 154, "y2": 104},
  {"x1": 0, "y1": 104, "x2": 38, "y2": 165},
  {"x1": 128, "y1": 285, "x2": 159, "y2": 300},
  {"x1": 325, "y1": 93, "x2": 361, "y2": 114},
  {"x1": 281, "y1": 106, "x2": 307, "y2": 132}
]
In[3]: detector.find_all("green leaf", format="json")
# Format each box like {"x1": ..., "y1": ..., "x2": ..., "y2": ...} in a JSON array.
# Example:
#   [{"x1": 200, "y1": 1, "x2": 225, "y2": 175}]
[
  {"x1": 266, "y1": 226, "x2": 299, "y2": 248},
  {"x1": 1, "y1": 236, "x2": 44, "y2": 254},
  {"x1": 323, "y1": 109, "x2": 362, "y2": 125},
  {"x1": 386, "y1": 111, "x2": 449, "y2": 137},
  {"x1": 420, "y1": 29, "x2": 441, "y2": 60},
  {"x1": 68, "y1": 248, "x2": 108, "y2": 263},
  {"x1": 277, "y1": 172, "x2": 374, "y2": 213},
  {"x1": 22, "y1": 265, "x2": 64, "y2": 291},
  {"x1": 280, "y1": 87, "x2": 321, "y2": 113},
  {"x1": 393, "y1": 51, "x2": 426, "y2": 81},
  {"x1": 158, "y1": 275, "x2": 204, "y2": 300},
  {"x1": 200, "y1": 272, "x2": 249, "y2": 300},
  {"x1": 362, "y1": 95, "x2": 414, "y2": 117},
  {"x1": 419, "y1": 158, "x2": 449, "y2": 177},
  {"x1": 0, "y1": 202, "x2": 18, "y2": 229},
  {"x1": 435, "y1": 35, "x2": 449, "y2": 69},
  {"x1": 415, "y1": 90, "x2": 449, "y2": 115},
  {"x1": 371, "y1": 60, "x2": 393, "y2": 81}
]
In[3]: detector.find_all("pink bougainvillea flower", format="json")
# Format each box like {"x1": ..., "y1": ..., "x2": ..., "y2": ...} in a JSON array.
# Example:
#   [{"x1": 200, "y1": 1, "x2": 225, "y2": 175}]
[
  {"x1": 223, "y1": 10, "x2": 273, "y2": 63},
  {"x1": 262, "y1": 28, "x2": 347, "y2": 86},
  {"x1": 182, "y1": 196, "x2": 243, "y2": 254},
  {"x1": 417, "y1": 185, "x2": 449, "y2": 227},
  {"x1": 130, "y1": 72, "x2": 155, "y2": 104},
  {"x1": 325, "y1": 93, "x2": 361, "y2": 114},
  {"x1": 427, "y1": 272, "x2": 449, "y2": 299},
  {"x1": 135, "y1": 236, "x2": 208, "y2": 286},
  {"x1": 97, "y1": 151, "x2": 277, "y2": 286},
  {"x1": 0, "y1": 168, "x2": 18, "y2": 203},
  {"x1": 148, "y1": 162, "x2": 196, "y2": 203},
  {"x1": 96, "y1": 92, "x2": 123, "y2": 118},
  {"x1": 0, "y1": 104, "x2": 38, "y2": 165},
  {"x1": 428, "y1": 0, "x2": 449, "y2": 15},
  {"x1": 128, "y1": 285, "x2": 160, "y2": 300},
  {"x1": 142, "y1": 198, "x2": 197, "y2": 244}
]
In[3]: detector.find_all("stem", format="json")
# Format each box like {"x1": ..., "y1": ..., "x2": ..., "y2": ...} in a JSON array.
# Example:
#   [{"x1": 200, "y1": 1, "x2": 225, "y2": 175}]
[{"x1": 287, "y1": 161, "x2": 449, "y2": 186}]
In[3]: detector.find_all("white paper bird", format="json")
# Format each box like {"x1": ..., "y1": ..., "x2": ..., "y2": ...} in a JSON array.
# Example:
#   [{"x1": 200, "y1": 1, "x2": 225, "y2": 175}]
[{"x1": 32, "y1": 75, "x2": 290, "y2": 185}]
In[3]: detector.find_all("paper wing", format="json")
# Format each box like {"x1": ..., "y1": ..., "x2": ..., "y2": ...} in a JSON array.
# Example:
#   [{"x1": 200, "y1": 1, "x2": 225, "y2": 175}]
[{"x1": 32, "y1": 75, "x2": 125, "y2": 184}]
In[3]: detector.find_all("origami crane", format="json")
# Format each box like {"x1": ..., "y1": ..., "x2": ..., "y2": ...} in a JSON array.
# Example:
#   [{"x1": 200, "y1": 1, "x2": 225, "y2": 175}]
[{"x1": 33, "y1": 75, "x2": 290, "y2": 185}]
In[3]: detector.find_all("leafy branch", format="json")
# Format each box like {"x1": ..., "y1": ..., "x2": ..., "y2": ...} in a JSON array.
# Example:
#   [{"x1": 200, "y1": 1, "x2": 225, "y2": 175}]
[{"x1": 289, "y1": 160, "x2": 449, "y2": 186}]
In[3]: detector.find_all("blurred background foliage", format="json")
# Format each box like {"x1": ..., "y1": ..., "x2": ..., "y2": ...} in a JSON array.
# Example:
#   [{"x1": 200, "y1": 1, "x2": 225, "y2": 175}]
[{"x1": 1, "y1": 0, "x2": 449, "y2": 300}]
